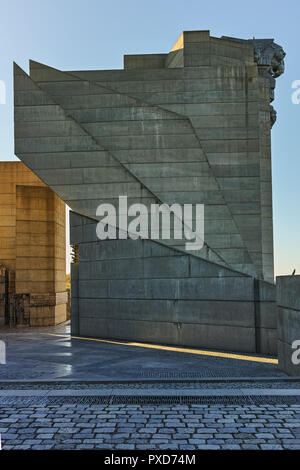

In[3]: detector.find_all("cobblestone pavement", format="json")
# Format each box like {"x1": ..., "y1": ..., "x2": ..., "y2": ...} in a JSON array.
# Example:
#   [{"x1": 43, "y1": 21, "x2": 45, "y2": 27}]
[{"x1": 1, "y1": 403, "x2": 300, "y2": 450}]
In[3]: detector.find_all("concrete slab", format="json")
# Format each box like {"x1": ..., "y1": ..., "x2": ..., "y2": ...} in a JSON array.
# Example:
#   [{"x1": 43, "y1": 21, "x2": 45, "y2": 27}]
[{"x1": 0, "y1": 323, "x2": 285, "y2": 382}]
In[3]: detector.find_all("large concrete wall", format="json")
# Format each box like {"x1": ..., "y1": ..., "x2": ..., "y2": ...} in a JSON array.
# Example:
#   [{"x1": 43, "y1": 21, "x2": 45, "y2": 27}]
[
  {"x1": 13, "y1": 30, "x2": 285, "y2": 282},
  {"x1": 70, "y1": 211, "x2": 277, "y2": 355},
  {"x1": 0, "y1": 162, "x2": 67, "y2": 327},
  {"x1": 13, "y1": 29, "x2": 285, "y2": 350},
  {"x1": 277, "y1": 275, "x2": 300, "y2": 376}
]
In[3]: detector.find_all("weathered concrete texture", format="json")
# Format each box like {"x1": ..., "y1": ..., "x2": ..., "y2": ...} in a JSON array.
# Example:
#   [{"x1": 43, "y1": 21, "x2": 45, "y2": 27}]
[
  {"x1": 0, "y1": 322, "x2": 283, "y2": 381},
  {"x1": 0, "y1": 162, "x2": 67, "y2": 327},
  {"x1": 277, "y1": 276, "x2": 300, "y2": 376},
  {"x1": 71, "y1": 212, "x2": 276, "y2": 355},
  {"x1": 13, "y1": 30, "x2": 285, "y2": 282},
  {"x1": 13, "y1": 29, "x2": 285, "y2": 351}
]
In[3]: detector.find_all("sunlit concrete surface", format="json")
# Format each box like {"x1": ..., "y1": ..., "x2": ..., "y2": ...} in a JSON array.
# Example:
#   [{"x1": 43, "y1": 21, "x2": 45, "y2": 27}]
[
  {"x1": 49, "y1": 333, "x2": 278, "y2": 365},
  {"x1": 0, "y1": 322, "x2": 285, "y2": 381}
]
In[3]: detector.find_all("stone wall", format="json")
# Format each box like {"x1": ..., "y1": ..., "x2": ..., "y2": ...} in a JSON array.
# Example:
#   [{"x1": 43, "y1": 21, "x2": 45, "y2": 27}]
[
  {"x1": 277, "y1": 275, "x2": 300, "y2": 376},
  {"x1": 0, "y1": 162, "x2": 67, "y2": 327},
  {"x1": 71, "y1": 211, "x2": 277, "y2": 355}
]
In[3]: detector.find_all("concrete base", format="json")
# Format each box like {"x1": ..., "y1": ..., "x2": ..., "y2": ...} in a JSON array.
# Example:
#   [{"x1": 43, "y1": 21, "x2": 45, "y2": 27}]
[
  {"x1": 277, "y1": 275, "x2": 300, "y2": 376},
  {"x1": 71, "y1": 212, "x2": 277, "y2": 355},
  {"x1": 29, "y1": 292, "x2": 68, "y2": 326}
]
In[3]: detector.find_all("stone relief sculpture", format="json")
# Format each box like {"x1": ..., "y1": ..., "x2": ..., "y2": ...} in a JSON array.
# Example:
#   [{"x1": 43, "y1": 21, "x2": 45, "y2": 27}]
[{"x1": 223, "y1": 37, "x2": 285, "y2": 127}]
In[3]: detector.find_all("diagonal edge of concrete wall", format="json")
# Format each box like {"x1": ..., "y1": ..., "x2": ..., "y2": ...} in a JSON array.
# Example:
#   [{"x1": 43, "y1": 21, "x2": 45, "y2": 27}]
[{"x1": 70, "y1": 211, "x2": 277, "y2": 355}]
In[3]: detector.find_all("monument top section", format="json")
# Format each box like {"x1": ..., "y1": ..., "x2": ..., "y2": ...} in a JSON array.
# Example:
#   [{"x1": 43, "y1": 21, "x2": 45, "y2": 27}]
[{"x1": 123, "y1": 30, "x2": 285, "y2": 79}]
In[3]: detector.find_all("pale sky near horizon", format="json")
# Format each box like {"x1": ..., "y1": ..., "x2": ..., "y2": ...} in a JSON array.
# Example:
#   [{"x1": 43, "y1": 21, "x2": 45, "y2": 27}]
[{"x1": 0, "y1": 0, "x2": 299, "y2": 277}]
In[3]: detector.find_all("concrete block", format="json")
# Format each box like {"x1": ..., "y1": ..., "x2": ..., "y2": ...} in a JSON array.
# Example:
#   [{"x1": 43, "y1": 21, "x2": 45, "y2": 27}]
[
  {"x1": 178, "y1": 277, "x2": 253, "y2": 301},
  {"x1": 277, "y1": 275, "x2": 300, "y2": 311},
  {"x1": 277, "y1": 339, "x2": 300, "y2": 376},
  {"x1": 276, "y1": 275, "x2": 300, "y2": 375}
]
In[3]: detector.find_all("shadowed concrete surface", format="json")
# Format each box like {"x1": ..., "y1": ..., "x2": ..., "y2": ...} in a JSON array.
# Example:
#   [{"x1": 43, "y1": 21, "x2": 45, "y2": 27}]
[
  {"x1": 70, "y1": 215, "x2": 278, "y2": 356},
  {"x1": 0, "y1": 322, "x2": 285, "y2": 381},
  {"x1": 277, "y1": 275, "x2": 300, "y2": 376}
]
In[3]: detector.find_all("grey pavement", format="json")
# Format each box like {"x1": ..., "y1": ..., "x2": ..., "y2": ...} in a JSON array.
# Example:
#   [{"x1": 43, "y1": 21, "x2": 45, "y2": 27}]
[{"x1": 0, "y1": 322, "x2": 287, "y2": 381}]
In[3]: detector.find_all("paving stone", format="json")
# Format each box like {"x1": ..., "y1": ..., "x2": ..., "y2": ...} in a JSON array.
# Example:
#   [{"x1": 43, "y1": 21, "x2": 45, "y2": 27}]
[
  {"x1": 114, "y1": 444, "x2": 135, "y2": 449},
  {"x1": 188, "y1": 439, "x2": 207, "y2": 444},
  {"x1": 1, "y1": 433, "x2": 19, "y2": 439},
  {"x1": 0, "y1": 399, "x2": 300, "y2": 450},
  {"x1": 241, "y1": 444, "x2": 260, "y2": 450},
  {"x1": 221, "y1": 444, "x2": 241, "y2": 449},
  {"x1": 260, "y1": 444, "x2": 284, "y2": 450},
  {"x1": 196, "y1": 445, "x2": 221, "y2": 450},
  {"x1": 76, "y1": 444, "x2": 95, "y2": 449},
  {"x1": 31, "y1": 445, "x2": 54, "y2": 450}
]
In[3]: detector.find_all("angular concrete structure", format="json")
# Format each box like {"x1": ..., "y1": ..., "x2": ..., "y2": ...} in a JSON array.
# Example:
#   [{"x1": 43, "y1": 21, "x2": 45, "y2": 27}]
[
  {"x1": 277, "y1": 276, "x2": 300, "y2": 376},
  {"x1": 0, "y1": 162, "x2": 67, "y2": 327},
  {"x1": 70, "y1": 212, "x2": 277, "y2": 354},
  {"x1": 14, "y1": 30, "x2": 285, "y2": 352}
]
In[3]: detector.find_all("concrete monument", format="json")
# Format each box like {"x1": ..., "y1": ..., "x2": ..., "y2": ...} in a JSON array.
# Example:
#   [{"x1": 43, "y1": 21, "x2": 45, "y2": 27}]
[{"x1": 13, "y1": 30, "x2": 286, "y2": 353}]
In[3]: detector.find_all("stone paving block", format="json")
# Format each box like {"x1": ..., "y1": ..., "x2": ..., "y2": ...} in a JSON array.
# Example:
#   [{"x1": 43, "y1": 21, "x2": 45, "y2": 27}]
[
  {"x1": 23, "y1": 439, "x2": 42, "y2": 445},
  {"x1": 196, "y1": 445, "x2": 221, "y2": 449},
  {"x1": 241, "y1": 444, "x2": 260, "y2": 449},
  {"x1": 189, "y1": 438, "x2": 207, "y2": 444},
  {"x1": 114, "y1": 444, "x2": 135, "y2": 449},
  {"x1": 221, "y1": 444, "x2": 241, "y2": 449},
  {"x1": 261, "y1": 444, "x2": 284, "y2": 450},
  {"x1": 12, "y1": 445, "x2": 31, "y2": 450},
  {"x1": 149, "y1": 439, "x2": 170, "y2": 444},
  {"x1": 37, "y1": 433, "x2": 54, "y2": 439},
  {"x1": 31, "y1": 445, "x2": 54, "y2": 450},
  {"x1": 255, "y1": 433, "x2": 275, "y2": 439},
  {"x1": 95, "y1": 427, "x2": 115, "y2": 433},
  {"x1": 76, "y1": 444, "x2": 95, "y2": 449},
  {"x1": 57, "y1": 428, "x2": 78, "y2": 433},
  {"x1": 1, "y1": 433, "x2": 19, "y2": 439}
]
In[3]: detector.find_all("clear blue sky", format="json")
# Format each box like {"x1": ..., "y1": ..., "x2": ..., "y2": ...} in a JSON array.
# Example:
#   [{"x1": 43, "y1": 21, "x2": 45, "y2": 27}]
[{"x1": 0, "y1": 0, "x2": 299, "y2": 277}]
